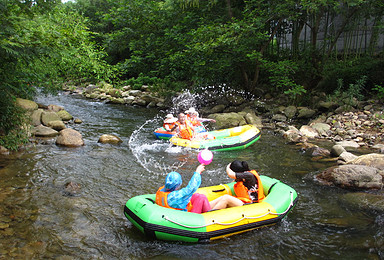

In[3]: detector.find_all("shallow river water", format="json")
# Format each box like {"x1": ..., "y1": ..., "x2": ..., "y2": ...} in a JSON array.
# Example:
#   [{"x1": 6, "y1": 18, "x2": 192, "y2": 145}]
[{"x1": 0, "y1": 92, "x2": 383, "y2": 259}]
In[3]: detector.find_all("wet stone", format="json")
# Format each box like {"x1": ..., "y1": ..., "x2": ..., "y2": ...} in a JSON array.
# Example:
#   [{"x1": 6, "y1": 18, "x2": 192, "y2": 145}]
[{"x1": 0, "y1": 222, "x2": 10, "y2": 229}]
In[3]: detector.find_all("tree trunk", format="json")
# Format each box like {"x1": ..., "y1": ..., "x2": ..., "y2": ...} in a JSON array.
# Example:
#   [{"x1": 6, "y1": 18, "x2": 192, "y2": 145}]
[
  {"x1": 325, "y1": 7, "x2": 359, "y2": 60},
  {"x1": 225, "y1": 0, "x2": 233, "y2": 19},
  {"x1": 368, "y1": 16, "x2": 382, "y2": 56}
]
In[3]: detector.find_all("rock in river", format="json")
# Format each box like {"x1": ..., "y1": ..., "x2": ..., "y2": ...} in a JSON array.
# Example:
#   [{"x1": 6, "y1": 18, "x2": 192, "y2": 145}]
[
  {"x1": 98, "y1": 134, "x2": 123, "y2": 144},
  {"x1": 56, "y1": 128, "x2": 84, "y2": 147}
]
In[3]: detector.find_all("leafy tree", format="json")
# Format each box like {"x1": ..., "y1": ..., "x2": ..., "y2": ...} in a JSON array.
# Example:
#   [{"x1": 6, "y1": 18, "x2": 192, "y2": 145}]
[{"x1": 0, "y1": 0, "x2": 114, "y2": 150}]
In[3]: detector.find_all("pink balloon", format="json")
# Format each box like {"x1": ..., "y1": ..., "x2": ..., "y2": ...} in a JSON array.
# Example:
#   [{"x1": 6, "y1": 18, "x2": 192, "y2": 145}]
[{"x1": 197, "y1": 150, "x2": 213, "y2": 165}]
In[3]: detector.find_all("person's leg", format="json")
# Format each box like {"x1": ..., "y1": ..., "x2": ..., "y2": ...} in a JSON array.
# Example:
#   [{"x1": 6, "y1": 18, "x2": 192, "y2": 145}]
[
  {"x1": 190, "y1": 193, "x2": 211, "y2": 213},
  {"x1": 209, "y1": 194, "x2": 243, "y2": 210}
]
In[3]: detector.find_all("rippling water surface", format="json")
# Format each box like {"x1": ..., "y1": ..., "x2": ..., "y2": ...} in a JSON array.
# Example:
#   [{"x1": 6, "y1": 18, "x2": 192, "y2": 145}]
[{"x1": 0, "y1": 92, "x2": 383, "y2": 259}]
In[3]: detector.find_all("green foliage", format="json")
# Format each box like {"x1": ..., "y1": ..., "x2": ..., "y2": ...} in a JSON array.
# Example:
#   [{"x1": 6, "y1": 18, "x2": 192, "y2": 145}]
[
  {"x1": 124, "y1": 74, "x2": 161, "y2": 90},
  {"x1": 0, "y1": 93, "x2": 29, "y2": 150},
  {"x1": 320, "y1": 57, "x2": 384, "y2": 94},
  {"x1": 372, "y1": 84, "x2": 384, "y2": 99},
  {"x1": 284, "y1": 85, "x2": 307, "y2": 104},
  {"x1": 263, "y1": 60, "x2": 306, "y2": 103},
  {"x1": 327, "y1": 76, "x2": 367, "y2": 107},
  {"x1": 0, "y1": 1, "x2": 114, "y2": 150}
]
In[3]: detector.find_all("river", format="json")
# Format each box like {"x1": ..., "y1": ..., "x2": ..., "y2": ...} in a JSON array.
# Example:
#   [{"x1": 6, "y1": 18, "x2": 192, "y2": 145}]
[{"x1": 0, "y1": 92, "x2": 382, "y2": 259}]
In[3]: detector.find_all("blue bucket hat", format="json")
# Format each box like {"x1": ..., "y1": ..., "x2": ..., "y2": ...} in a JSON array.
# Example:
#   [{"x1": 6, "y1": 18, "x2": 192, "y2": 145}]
[{"x1": 162, "y1": 171, "x2": 182, "y2": 192}]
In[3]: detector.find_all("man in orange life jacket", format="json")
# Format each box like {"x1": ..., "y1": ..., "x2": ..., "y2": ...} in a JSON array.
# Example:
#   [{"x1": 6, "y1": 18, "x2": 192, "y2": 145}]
[
  {"x1": 171, "y1": 113, "x2": 194, "y2": 140},
  {"x1": 226, "y1": 160, "x2": 265, "y2": 204}
]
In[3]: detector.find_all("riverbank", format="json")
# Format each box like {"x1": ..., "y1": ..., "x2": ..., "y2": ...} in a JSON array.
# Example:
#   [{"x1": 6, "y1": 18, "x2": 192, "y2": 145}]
[{"x1": 62, "y1": 82, "x2": 384, "y2": 151}]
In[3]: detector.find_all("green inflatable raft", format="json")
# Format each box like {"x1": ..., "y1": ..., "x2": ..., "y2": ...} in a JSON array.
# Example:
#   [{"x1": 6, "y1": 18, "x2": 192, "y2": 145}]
[
  {"x1": 124, "y1": 175, "x2": 298, "y2": 243},
  {"x1": 169, "y1": 124, "x2": 261, "y2": 151}
]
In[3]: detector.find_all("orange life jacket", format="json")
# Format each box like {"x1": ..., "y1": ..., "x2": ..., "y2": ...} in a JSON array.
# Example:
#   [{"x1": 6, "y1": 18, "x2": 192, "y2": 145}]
[
  {"x1": 155, "y1": 186, "x2": 193, "y2": 211},
  {"x1": 175, "y1": 121, "x2": 194, "y2": 140},
  {"x1": 186, "y1": 115, "x2": 202, "y2": 127},
  {"x1": 163, "y1": 122, "x2": 176, "y2": 131},
  {"x1": 190, "y1": 118, "x2": 202, "y2": 127},
  {"x1": 233, "y1": 170, "x2": 265, "y2": 203}
]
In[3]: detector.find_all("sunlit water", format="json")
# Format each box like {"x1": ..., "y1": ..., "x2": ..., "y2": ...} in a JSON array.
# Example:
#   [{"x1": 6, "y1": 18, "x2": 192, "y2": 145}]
[{"x1": 0, "y1": 92, "x2": 383, "y2": 259}]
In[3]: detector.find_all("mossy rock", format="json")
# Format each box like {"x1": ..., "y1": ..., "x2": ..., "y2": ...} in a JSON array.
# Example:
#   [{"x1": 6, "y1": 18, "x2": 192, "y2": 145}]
[
  {"x1": 16, "y1": 98, "x2": 38, "y2": 111},
  {"x1": 56, "y1": 110, "x2": 73, "y2": 121}
]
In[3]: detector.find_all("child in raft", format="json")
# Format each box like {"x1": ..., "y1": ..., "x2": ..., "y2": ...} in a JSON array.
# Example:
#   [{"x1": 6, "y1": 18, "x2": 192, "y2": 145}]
[
  {"x1": 171, "y1": 113, "x2": 214, "y2": 141},
  {"x1": 155, "y1": 164, "x2": 244, "y2": 213},
  {"x1": 226, "y1": 160, "x2": 265, "y2": 203},
  {"x1": 162, "y1": 114, "x2": 178, "y2": 132},
  {"x1": 185, "y1": 107, "x2": 216, "y2": 132}
]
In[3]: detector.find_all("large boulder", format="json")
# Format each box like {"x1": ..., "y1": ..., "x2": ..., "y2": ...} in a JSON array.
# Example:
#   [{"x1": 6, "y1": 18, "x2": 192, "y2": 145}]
[
  {"x1": 307, "y1": 146, "x2": 330, "y2": 157},
  {"x1": 338, "y1": 151, "x2": 358, "y2": 164},
  {"x1": 316, "y1": 164, "x2": 383, "y2": 190},
  {"x1": 311, "y1": 123, "x2": 331, "y2": 136},
  {"x1": 107, "y1": 88, "x2": 122, "y2": 98},
  {"x1": 33, "y1": 125, "x2": 59, "y2": 137},
  {"x1": 207, "y1": 112, "x2": 246, "y2": 129},
  {"x1": 47, "y1": 120, "x2": 66, "y2": 131},
  {"x1": 272, "y1": 114, "x2": 287, "y2": 122},
  {"x1": 318, "y1": 101, "x2": 338, "y2": 111},
  {"x1": 335, "y1": 140, "x2": 360, "y2": 149},
  {"x1": 282, "y1": 126, "x2": 307, "y2": 143},
  {"x1": 244, "y1": 112, "x2": 263, "y2": 129},
  {"x1": 128, "y1": 90, "x2": 142, "y2": 97},
  {"x1": 210, "y1": 104, "x2": 226, "y2": 114},
  {"x1": 297, "y1": 107, "x2": 316, "y2": 119},
  {"x1": 56, "y1": 128, "x2": 84, "y2": 147},
  {"x1": 41, "y1": 111, "x2": 61, "y2": 126},
  {"x1": 16, "y1": 98, "x2": 38, "y2": 111},
  {"x1": 56, "y1": 110, "x2": 73, "y2": 121},
  {"x1": 98, "y1": 134, "x2": 123, "y2": 144},
  {"x1": 284, "y1": 106, "x2": 297, "y2": 119},
  {"x1": 330, "y1": 144, "x2": 346, "y2": 157},
  {"x1": 30, "y1": 109, "x2": 43, "y2": 126},
  {"x1": 47, "y1": 104, "x2": 64, "y2": 112},
  {"x1": 0, "y1": 146, "x2": 9, "y2": 155},
  {"x1": 299, "y1": 125, "x2": 319, "y2": 138},
  {"x1": 348, "y1": 154, "x2": 384, "y2": 170}
]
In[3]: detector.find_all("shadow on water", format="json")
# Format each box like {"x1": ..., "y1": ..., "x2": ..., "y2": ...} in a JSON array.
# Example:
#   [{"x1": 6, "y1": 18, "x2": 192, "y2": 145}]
[{"x1": 0, "y1": 91, "x2": 383, "y2": 259}]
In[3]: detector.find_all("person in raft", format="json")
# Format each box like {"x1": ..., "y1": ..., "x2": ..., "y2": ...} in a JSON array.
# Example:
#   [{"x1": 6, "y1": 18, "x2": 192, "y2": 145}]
[
  {"x1": 162, "y1": 114, "x2": 178, "y2": 132},
  {"x1": 156, "y1": 164, "x2": 246, "y2": 213},
  {"x1": 171, "y1": 113, "x2": 214, "y2": 140},
  {"x1": 185, "y1": 107, "x2": 216, "y2": 129},
  {"x1": 226, "y1": 160, "x2": 265, "y2": 204},
  {"x1": 171, "y1": 113, "x2": 195, "y2": 140}
]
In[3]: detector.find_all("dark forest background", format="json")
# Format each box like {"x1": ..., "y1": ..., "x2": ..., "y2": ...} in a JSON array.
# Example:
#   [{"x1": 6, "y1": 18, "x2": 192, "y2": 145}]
[{"x1": 1, "y1": 0, "x2": 384, "y2": 149}]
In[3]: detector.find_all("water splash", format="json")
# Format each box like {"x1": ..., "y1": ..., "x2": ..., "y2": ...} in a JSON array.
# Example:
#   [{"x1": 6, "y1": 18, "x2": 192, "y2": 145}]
[
  {"x1": 128, "y1": 87, "x2": 255, "y2": 174},
  {"x1": 168, "y1": 90, "x2": 200, "y2": 115},
  {"x1": 128, "y1": 117, "x2": 189, "y2": 175}
]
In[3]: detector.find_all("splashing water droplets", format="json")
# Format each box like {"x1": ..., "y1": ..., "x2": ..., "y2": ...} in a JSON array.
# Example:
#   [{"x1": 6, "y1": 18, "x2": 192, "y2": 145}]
[
  {"x1": 128, "y1": 87, "x2": 255, "y2": 174},
  {"x1": 128, "y1": 116, "x2": 189, "y2": 175}
]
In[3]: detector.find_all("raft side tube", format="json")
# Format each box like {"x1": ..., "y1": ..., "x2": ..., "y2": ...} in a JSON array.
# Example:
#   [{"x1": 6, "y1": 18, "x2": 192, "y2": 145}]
[{"x1": 124, "y1": 176, "x2": 297, "y2": 242}]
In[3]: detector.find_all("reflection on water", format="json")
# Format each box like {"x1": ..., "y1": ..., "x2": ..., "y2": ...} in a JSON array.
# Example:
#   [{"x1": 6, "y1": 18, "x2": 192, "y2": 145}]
[{"x1": 0, "y1": 92, "x2": 383, "y2": 259}]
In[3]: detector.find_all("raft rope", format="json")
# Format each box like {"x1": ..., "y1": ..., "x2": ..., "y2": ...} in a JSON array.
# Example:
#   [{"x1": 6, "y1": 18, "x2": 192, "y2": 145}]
[{"x1": 162, "y1": 191, "x2": 295, "y2": 229}]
